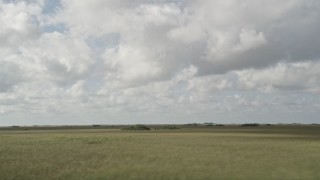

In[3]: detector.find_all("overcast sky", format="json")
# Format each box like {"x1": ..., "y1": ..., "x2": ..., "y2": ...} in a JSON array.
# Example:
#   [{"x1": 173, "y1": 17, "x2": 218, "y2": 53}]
[{"x1": 0, "y1": 0, "x2": 320, "y2": 126}]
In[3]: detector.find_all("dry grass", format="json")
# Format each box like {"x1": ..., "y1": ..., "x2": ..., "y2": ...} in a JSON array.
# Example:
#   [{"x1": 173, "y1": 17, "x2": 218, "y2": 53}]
[{"x1": 0, "y1": 126, "x2": 320, "y2": 179}]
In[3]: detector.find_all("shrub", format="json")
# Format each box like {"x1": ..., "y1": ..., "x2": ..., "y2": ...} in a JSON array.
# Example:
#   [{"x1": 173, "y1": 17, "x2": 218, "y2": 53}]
[
  {"x1": 161, "y1": 125, "x2": 179, "y2": 130},
  {"x1": 241, "y1": 123, "x2": 260, "y2": 127},
  {"x1": 122, "y1": 125, "x2": 151, "y2": 131}
]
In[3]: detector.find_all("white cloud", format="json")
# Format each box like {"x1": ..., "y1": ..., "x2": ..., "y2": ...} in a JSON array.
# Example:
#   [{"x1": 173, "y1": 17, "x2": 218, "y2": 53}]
[
  {"x1": 233, "y1": 29, "x2": 267, "y2": 53},
  {"x1": 103, "y1": 44, "x2": 163, "y2": 84},
  {"x1": 236, "y1": 61, "x2": 320, "y2": 93},
  {"x1": 0, "y1": 0, "x2": 320, "y2": 125},
  {"x1": 0, "y1": 1, "x2": 41, "y2": 47}
]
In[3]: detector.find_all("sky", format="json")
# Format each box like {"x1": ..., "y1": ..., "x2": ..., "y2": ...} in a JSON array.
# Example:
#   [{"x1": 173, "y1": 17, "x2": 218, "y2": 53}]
[{"x1": 0, "y1": 0, "x2": 320, "y2": 126}]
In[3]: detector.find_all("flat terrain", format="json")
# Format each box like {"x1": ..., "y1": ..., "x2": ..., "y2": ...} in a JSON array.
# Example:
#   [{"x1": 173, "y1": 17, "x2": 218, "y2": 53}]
[{"x1": 0, "y1": 125, "x2": 320, "y2": 179}]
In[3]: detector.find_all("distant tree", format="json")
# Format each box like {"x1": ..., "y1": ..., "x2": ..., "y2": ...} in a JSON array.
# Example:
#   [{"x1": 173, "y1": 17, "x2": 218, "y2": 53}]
[
  {"x1": 241, "y1": 123, "x2": 259, "y2": 127},
  {"x1": 162, "y1": 125, "x2": 179, "y2": 130},
  {"x1": 122, "y1": 125, "x2": 151, "y2": 130}
]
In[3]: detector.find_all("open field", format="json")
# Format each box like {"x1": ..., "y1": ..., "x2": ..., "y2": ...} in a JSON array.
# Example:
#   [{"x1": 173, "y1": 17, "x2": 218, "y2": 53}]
[{"x1": 1, "y1": 125, "x2": 320, "y2": 179}]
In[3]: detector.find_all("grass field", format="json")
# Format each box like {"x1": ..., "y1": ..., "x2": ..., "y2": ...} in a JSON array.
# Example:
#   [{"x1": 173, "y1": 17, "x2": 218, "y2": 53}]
[{"x1": 0, "y1": 125, "x2": 320, "y2": 179}]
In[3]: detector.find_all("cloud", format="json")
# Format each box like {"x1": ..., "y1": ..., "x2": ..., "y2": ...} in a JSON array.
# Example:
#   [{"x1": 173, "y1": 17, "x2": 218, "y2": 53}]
[
  {"x1": 0, "y1": 1, "x2": 41, "y2": 47},
  {"x1": 53, "y1": 0, "x2": 320, "y2": 77},
  {"x1": 236, "y1": 61, "x2": 320, "y2": 93},
  {"x1": 0, "y1": 0, "x2": 319, "y2": 125}
]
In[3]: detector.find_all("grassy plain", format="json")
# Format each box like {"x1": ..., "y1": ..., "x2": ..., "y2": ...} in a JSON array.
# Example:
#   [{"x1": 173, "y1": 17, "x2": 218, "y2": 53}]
[{"x1": 0, "y1": 125, "x2": 320, "y2": 179}]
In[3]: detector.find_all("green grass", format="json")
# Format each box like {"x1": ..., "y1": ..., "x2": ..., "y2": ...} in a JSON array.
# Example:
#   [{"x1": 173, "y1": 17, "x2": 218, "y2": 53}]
[{"x1": 0, "y1": 126, "x2": 320, "y2": 179}]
